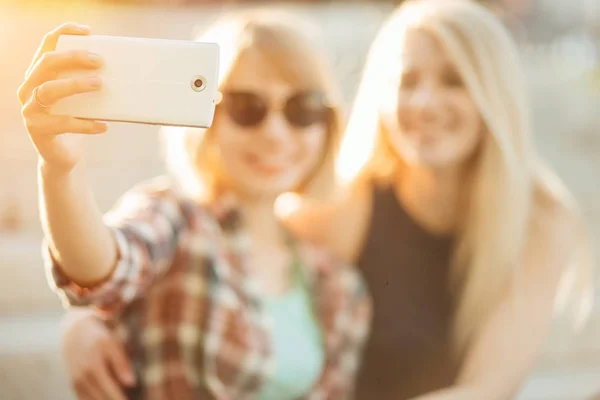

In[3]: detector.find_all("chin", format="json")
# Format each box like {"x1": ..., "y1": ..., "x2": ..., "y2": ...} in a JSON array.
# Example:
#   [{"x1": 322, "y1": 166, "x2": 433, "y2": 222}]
[
  {"x1": 410, "y1": 149, "x2": 456, "y2": 169},
  {"x1": 239, "y1": 178, "x2": 300, "y2": 200}
]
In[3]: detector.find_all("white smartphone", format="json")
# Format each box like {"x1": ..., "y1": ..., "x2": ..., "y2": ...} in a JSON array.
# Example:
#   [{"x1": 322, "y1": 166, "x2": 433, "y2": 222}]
[{"x1": 51, "y1": 34, "x2": 220, "y2": 128}]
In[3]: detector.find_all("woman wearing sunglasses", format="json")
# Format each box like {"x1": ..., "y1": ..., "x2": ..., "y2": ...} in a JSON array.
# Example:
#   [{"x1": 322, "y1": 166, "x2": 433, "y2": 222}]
[{"x1": 17, "y1": 11, "x2": 371, "y2": 400}]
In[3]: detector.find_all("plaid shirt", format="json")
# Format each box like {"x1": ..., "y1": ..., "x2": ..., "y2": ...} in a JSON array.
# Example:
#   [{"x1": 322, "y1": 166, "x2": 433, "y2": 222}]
[{"x1": 45, "y1": 177, "x2": 371, "y2": 400}]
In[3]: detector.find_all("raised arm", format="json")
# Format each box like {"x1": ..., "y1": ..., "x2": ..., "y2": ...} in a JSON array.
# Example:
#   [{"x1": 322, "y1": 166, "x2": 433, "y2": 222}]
[
  {"x1": 19, "y1": 24, "x2": 185, "y2": 313},
  {"x1": 18, "y1": 22, "x2": 115, "y2": 285}
]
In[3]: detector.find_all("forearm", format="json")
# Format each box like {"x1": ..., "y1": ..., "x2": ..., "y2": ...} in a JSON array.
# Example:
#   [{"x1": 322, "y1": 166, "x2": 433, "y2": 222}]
[{"x1": 39, "y1": 159, "x2": 116, "y2": 286}]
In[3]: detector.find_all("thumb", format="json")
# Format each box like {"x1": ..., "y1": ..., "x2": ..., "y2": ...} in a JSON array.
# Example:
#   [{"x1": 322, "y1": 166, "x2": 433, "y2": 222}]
[{"x1": 106, "y1": 340, "x2": 136, "y2": 387}]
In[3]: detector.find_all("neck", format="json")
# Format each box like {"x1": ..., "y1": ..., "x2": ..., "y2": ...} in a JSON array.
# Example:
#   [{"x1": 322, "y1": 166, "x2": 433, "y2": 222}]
[
  {"x1": 237, "y1": 196, "x2": 284, "y2": 247},
  {"x1": 396, "y1": 163, "x2": 468, "y2": 235},
  {"x1": 235, "y1": 194, "x2": 294, "y2": 296}
]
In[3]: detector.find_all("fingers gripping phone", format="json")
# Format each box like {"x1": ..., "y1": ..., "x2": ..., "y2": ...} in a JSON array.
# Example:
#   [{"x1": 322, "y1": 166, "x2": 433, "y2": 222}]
[{"x1": 51, "y1": 34, "x2": 220, "y2": 128}]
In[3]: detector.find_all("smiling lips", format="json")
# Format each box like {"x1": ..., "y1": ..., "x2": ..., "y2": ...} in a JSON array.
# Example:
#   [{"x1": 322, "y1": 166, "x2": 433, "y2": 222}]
[
  {"x1": 406, "y1": 126, "x2": 442, "y2": 146},
  {"x1": 408, "y1": 118, "x2": 459, "y2": 145},
  {"x1": 244, "y1": 152, "x2": 292, "y2": 176}
]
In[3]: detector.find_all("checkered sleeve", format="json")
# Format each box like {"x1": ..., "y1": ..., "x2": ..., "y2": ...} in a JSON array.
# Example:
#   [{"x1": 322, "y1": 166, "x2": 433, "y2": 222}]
[
  {"x1": 44, "y1": 179, "x2": 186, "y2": 315},
  {"x1": 308, "y1": 265, "x2": 372, "y2": 400}
]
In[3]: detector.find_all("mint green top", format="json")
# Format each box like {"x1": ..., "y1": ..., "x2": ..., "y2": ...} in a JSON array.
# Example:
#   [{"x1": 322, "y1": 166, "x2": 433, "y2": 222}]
[{"x1": 254, "y1": 267, "x2": 325, "y2": 400}]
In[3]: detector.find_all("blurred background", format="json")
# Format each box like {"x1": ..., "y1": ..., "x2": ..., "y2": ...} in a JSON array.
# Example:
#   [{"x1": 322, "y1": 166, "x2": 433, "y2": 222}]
[{"x1": 0, "y1": 0, "x2": 599, "y2": 399}]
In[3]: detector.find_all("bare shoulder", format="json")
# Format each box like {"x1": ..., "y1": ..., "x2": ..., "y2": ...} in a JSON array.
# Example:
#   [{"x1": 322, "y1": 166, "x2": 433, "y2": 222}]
[
  {"x1": 533, "y1": 190, "x2": 583, "y2": 246},
  {"x1": 525, "y1": 190, "x2": 585, "y2": 277},
  {"x1": 282, "y1": 177, "x2": 373, "y2": 263}
]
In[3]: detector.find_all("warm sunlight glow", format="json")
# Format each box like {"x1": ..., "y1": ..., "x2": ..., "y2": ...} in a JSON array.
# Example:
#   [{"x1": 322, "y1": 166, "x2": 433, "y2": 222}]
[
  {"x1": 335, "y1": 112, "x2": 376, "y2": 184},
  {"x1": 274, "y1": 192, "x2": 303, "y2": 219}
]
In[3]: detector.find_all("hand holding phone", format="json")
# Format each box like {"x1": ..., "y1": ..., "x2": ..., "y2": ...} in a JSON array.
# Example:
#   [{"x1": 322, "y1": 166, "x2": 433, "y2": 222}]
[
  {"x1": 52, "y1": 33, "x2": 220, "y2": 128},
  {"x1": 17, "y1": 22, "x2": 107, "y2": 172},
  {"x1": 17, "y1": 23, "x2": 220, "y2": 173}
]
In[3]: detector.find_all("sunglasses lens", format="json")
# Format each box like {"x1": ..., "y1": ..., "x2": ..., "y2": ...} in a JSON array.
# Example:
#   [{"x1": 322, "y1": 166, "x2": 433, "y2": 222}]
[
  {"x1": 223, "y1": 92, "x2": 267, "y2": 127},
  {"x1": 285, "y1": 92, "x2": 330, "y2": 128}
]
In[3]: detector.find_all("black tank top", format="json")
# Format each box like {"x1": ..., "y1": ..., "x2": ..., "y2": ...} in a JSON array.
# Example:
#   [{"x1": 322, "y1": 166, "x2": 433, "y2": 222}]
[{"x1": 354, "y1": 183, "x2": 460, "y2": 400}]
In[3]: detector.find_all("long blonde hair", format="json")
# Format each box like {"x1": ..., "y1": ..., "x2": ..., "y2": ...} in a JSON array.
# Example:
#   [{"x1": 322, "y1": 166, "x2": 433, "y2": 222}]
[
  {"x1": 161, "y1": 9, "x2": 345, "y2": 203},
  {"x1": 337, "y1": 0, "x2": 594, "y2": 351}
]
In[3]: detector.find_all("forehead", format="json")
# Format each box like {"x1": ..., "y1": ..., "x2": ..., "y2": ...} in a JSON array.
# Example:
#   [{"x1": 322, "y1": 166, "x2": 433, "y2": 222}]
[
  {"x1": 400, "y1": 29, "x2": 452, "y2": 68},
  {"x1": 224, "y1": 49, "x2": 302, "y2": 98}
]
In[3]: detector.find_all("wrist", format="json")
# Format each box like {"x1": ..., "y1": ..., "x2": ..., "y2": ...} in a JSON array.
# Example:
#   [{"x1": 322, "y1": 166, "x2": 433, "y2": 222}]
[
  {"x1": 38, "y1": 158, "x2": 73, "y2": 179},
  {"x1": 37, "y1": 157, "x2": 87, "y2": 184}
]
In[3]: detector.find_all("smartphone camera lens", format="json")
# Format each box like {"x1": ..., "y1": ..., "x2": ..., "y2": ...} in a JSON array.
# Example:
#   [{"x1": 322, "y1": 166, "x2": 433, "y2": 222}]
[{"x1": 191, "y1": 76, "x2": 206, "y2": 92}]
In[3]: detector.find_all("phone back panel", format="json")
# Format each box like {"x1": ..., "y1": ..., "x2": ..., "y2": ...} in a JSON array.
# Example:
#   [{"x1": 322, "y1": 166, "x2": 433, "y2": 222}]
[{"x1": 52, "y1": 34, "x2": 220, "y2": 128}]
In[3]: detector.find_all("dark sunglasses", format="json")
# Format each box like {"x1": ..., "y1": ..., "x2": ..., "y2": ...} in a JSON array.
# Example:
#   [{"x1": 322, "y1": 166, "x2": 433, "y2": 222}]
[{"x1": 217, "y1": 90, "x2": 332, "y2": 128}]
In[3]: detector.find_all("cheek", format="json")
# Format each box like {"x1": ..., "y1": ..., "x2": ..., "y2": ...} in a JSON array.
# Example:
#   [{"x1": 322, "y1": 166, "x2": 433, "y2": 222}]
[
  {"x1": 296, "y1": 127, "x2": 327, "y2": 167},
  {"x1": 395, "y1": 98, "x2": 412, "y2": 132},
  {"x1": 455, "y1": 99, "x2": 483, "y2": 153},
  {"x1": 213, "y1": 126, "x2": 251, "y2": 167}
]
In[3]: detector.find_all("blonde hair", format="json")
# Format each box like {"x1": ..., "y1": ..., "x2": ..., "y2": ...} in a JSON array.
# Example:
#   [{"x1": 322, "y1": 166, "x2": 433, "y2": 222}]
[
  {"x1": 161, "y1": 9, "x2": 344, "y2": 203},
  {"x1": 337, "y1": 0, "x2": 594, "y2": 351}
]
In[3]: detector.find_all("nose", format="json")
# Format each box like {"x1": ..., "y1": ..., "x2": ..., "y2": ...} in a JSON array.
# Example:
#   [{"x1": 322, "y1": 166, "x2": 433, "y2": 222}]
[
  {"x1": 413, "y1": 83, "x2": 438, "y2": 108},
  {"x1": 260, "y1": 110, "x2": 291, "y2": 146},
  {"x1": 411, "y1": 82, "x2": 441, "y2": 113}
]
